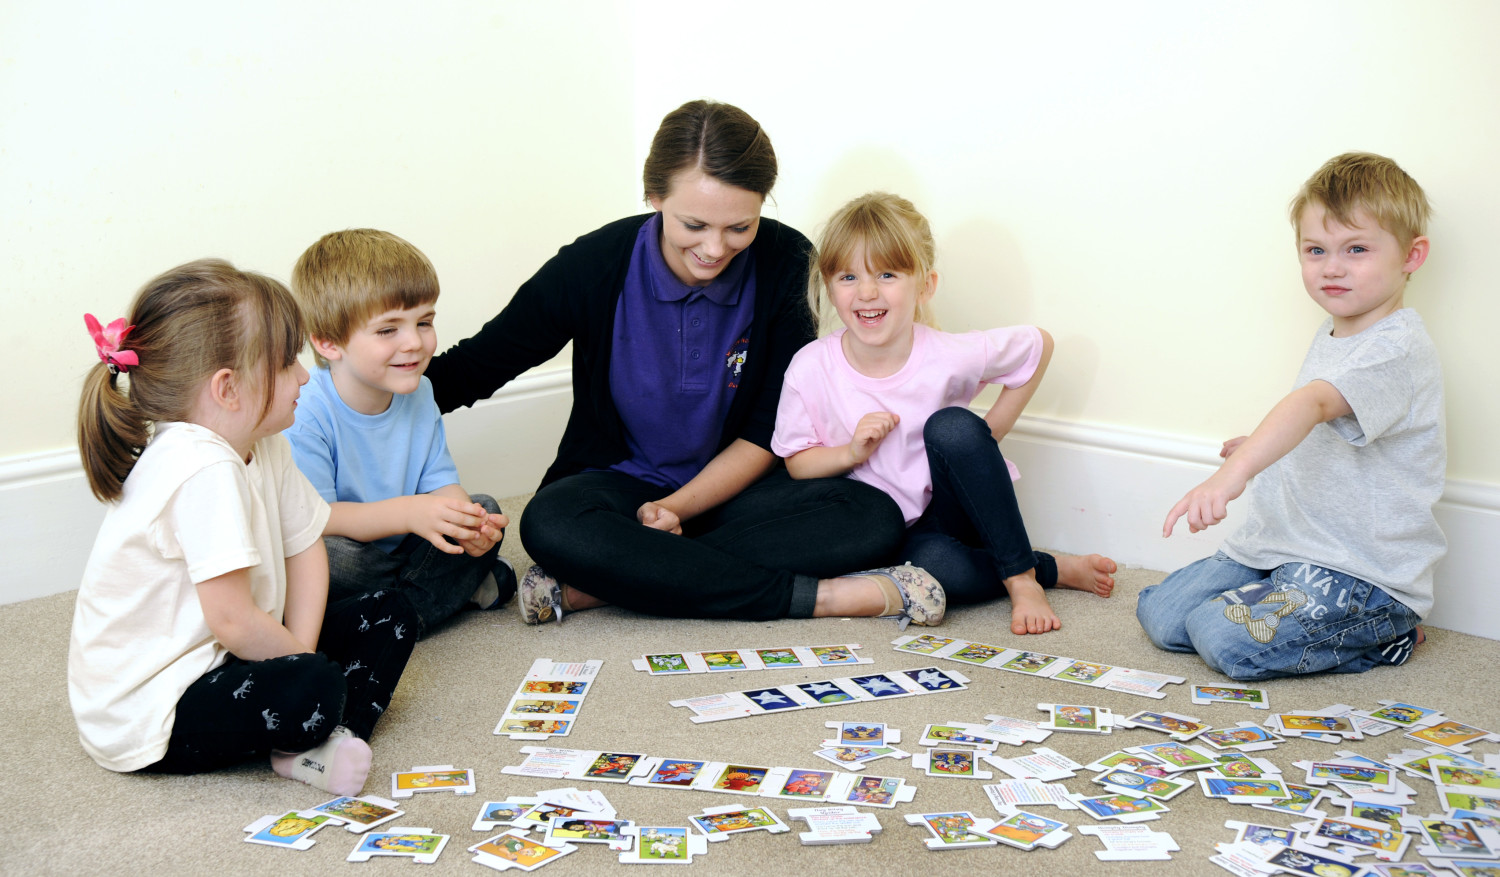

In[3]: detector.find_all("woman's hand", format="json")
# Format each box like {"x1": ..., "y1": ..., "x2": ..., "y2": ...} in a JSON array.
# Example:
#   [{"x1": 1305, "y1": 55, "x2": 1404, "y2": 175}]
[{"x1": 637, "y1": 501, "x2": 683, "y2": 535}]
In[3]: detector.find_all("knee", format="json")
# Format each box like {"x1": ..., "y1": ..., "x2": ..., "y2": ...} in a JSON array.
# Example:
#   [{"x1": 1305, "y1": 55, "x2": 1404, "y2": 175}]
[
  {"x1": 1135, "y1": 584, "x2": 1190, "y2": 650},
  {"x1": 923, "y1": 406, "x2": 993, "y2": 453},
  {"x1": 270, "y1": 653, "x2": 349, "y2": 748}
]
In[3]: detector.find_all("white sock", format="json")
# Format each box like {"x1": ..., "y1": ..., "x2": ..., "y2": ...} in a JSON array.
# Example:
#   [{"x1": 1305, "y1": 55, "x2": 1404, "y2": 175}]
[
  {"x1": 271, "y1": 726, "x2": 372, "y2": 797},
  {"x1": 471, "y1": 571, "x2": 499, "y2": 609}
]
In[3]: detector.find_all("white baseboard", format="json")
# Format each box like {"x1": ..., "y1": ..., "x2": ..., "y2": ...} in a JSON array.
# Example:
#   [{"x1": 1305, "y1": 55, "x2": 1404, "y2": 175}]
[{"x1": 5, "y1": 375, "x2": 1497, "y2": 643}]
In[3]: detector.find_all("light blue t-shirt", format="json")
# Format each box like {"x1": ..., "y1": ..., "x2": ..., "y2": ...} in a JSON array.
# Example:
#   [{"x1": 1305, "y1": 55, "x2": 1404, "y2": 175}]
[{"x1": 285, "y1": 367, "x2": 460, "y2": 553}]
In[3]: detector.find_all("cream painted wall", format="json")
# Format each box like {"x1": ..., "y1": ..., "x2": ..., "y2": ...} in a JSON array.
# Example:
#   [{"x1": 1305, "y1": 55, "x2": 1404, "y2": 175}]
[
  {"x1": 5, "y1": 0, "x2": 1497, "y2": 492},
  {"x1": 634, "y1": 0, "x2": 1499, "y2": 486}
]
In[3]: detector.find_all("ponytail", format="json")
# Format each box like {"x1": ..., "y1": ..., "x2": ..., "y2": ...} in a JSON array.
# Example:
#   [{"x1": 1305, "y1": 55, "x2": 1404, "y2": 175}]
[{"x1": 77, "y1": 363, "x2": 150, "y2": 502}]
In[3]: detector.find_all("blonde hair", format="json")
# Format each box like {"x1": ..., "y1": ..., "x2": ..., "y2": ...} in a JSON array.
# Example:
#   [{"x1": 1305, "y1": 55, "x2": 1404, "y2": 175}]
[
  {"x1": 291, "y1": 229, "x2": 438, "y2": 367},
  {"x1": 809, "y1": 192, "x2": 938, "y2": 336},
  {"x1": 1291, "y1": 152, "x2": 1431, "y2": 246},
  {"x1": 77, "y1": 259, "x2": 304, "y2": 502}
]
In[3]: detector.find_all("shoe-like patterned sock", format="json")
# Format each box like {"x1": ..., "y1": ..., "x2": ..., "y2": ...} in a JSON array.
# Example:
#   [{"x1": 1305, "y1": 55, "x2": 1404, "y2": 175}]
[{"x1": 271, "y1": 725, "x2": 372, "y2": 797}]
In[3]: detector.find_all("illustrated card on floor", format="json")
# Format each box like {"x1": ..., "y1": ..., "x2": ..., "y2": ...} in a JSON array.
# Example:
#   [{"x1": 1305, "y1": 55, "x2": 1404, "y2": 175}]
[
  {"x1": 982, "y1": 806, "x2": 1071, "y2": 851},
  {"x1": 1385, "y1": 748, "x2": 1489, "y2": 782},
  {"x1": 1250, "y1": 783, "x2": 1327, "y2": 819},
  {"x1": 1199, "y1": 775, "x2": 1293, "y2": 804},
  {"x1": 627, "y1": 757, "x2": 705, "y2": 791},
  {"x1": 689, "y1": 804, "x2": 790, "y2": 841},
  {"x1": 917, "y1": 723, "x2": 999, "y2": 750},
  {"x1": 243, "y1": 811, "x2": 333, "y2": 850},
  {"x1": 1193, "y1": 684, "x2": 1270, "y2": 710},
  {"x1": 1404, "y1": 816, "x2": 1500, "y2": 860},
  {"x1": 825, "y1": 773, "x2": 916, "y2": 809},
  {"x1": 915, "y1": 747, "x2": 993, "y2": 779},
  {"x1": 1223, "y1": 820, "x2": 1298, "y2": 854},
  {"x1": 390, "y1": 765, "x2": 475, "y2": 798},
  {"x1": 1077, "y1": 823, "x2": 1178, "y2": 860},
  {"x1": 826, "y1": 721, "x2": 898, "y2": 747},
  {"x1": 905, "y1": 811, "x2": 999, "y2": 849},
  {"x1": 1299, "y1": 814, "x2": 1409, "y2": 860},
  {"x1": 667, "y1": 692, "x2": 756, "y2": 723},
  {"x1": 311, "y1": 796, "x2": 404, "y2": 834},
  {"x1": 544, "y1": 815, "x2": 634, "y2": 851},
  {"x1": 841, "y1": 672, "x2": 918, "y2": 700},
  {"x1": 617, "y1": 827, "x2": 705, "y2": 865},
  {"x1": 1354, "y1": 701, "x2": 1445, "y2": 731},
  {"x1": 891, "y1": 633, "x2": 959, "y2": 655},
  {"x1": 1359, "y1": 863, "x2": 1443, "y2": 876},
  {"x1": 513, "y1": 789, "x2": 615, "y2": 828},
  {"x1": 501, "y1": 747, "x2": 649, "y2": 784},
  {"x1": 1271, "y1": 712, "x2": 1363, "y2": 741},
  {"x1": 492, "y1": 658, "x2": 602, "y2": 740},
  {"x1": 993, "y1": 649, "x2": 1063, "y2": 675},
  {"x1": 470, "y1": 830, "x2": 574, "y2": 872},
  {"x1": 1128, "y1": 741, "x2": 1219, "y2": 772},
  {"x1": 1200, "y1": 722, "x2": 1284, "y2": 752},
  {"x1": 1103, "y1": 668, "x2": 1185, "y2": 699},
  {"x1": 1084, "y1": 750, "x2": 1173, "y2": 777},
  {"x1": 634, "y1": 644, "x2": 869, "y2": 675},
  {"x1": 787, "y1": 806, "x2": 882, "y2": 845},
  {"x1": 1092, "y1": 768, "x2": 1194, "y2": 801},
  {"x1": 347, "y1": 828, "x2": 448, "y2": 864},
  {"x1": 1300, "y1": 758, "x2": 1398, "y2": 793},
  {"x1": 1052, "y1": 660, "x2": 1119, "y2": 687},
  {"x1": 1405, "y1": 720, "x2": 1500, "y2": 754},
  {"x1": 1259, "y1": 845, "x2": 1358, "y2": 877},
  {"x1": 1039, "y1": 703, "x2": 1114, "y2": 734},
  {"x1": 793, "y1": 680, "x2": 863, "y2": 706},
  {"x1": 981, "y1": 747, "x2": 1081, "y2": 782},
  {"x1": 703, "y1": 763, "x2": 773, "y2": 795},
  {"x1": 812, "y1": 745, "x2": 906, "y2": 770},
  {"x1": 474, "y1": 799, "x2": 540, "y2": 832},
  {"x1": 495, "y1": 718, "x2": 573, "y2": 737},
  {"x1": 1213, "y1": 753, "x2": 1283, "y2": 779},
  {"x1": 738, "y1": 686, "x2": 808, "y2": 715},
  {"x1": 1331, "y1": 798, "x2": 1405, "y2": 833},
  {"x1": 1070, "y1": 793, "x2": 1169, "y2": 823},
  {"x1": 760, "y1": 767, "x2": 836, "y2": 802},
  {"x1": 1118, "y1": 708, "x2": 1211, "y2": 741},
  {"x1": 984, "y1": 779, "x2": 1079, "y2": 811},
  {"x1": 897, "y1": 666, "x2": 968, "y2": 691},
  {"x1": 979, "y1": 714, "x2": 1053, "y2": 745}
]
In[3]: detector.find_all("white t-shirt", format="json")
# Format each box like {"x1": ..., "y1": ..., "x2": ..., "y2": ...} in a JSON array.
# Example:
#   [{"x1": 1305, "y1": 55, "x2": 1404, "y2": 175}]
[
  {"x1": 772, "y1": 324, "x2": 1044, "y2": 525},
  {"x1": 68, "y1": 423, "x2": 330, "y2": 772}
]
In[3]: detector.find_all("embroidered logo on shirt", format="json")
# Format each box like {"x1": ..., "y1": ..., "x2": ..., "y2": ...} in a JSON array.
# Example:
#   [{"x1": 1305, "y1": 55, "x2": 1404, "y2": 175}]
[{"x1": 725, "y1": 336, "x2": 750, "y2": 388}]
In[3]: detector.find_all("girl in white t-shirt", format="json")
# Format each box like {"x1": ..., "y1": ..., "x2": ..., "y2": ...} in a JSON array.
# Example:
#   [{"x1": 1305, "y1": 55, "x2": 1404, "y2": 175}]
[
  {"x1": 772, "y1": 193, "x2": 1116, "y2": 634},
  {"x1": 70, "y1": 259, "x2": 415, "y2": 795}
]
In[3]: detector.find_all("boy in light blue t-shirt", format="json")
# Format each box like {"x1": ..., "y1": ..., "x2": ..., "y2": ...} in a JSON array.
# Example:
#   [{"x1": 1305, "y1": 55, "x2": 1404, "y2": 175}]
[{"x1": 286, "y1": 229, "x2": 515, "y2": 637}]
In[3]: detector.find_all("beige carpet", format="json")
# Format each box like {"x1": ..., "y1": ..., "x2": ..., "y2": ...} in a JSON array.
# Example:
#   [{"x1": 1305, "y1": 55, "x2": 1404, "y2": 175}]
[{"x1": 5, "y1": 492, "x2": 1496, "y2": 876}]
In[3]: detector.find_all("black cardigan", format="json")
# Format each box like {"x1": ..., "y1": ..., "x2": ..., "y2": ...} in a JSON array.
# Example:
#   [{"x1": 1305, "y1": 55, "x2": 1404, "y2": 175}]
[{"x1": 426, "y1": 214, "x2": 815, "y2": 489}]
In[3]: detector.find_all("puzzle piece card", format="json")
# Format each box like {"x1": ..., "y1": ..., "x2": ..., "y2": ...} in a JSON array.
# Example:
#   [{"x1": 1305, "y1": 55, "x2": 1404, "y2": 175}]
[
  {"x1": 1213, "y1": 754, "x2": 1283, "y2": 779},
  {"x1": 982, "y1": 806, "x2": 1072, "y2": 851},
  {"x1": 1360, "y1": 864, "x2": 1443, "y2": 876},
  {"x1": 1209, "y1": 840, "x2": 1283, "y2": 877},
  {"x1": 1385, "y1": 748, "x2": 1489, "y2": 782},
  {"x1": 1039, "y1": 703, "x2": 1114, "y2": 734},
  {"x1": 1300, "y1": 814, "x2": 1409, "y2": 860},
  {"x1": 470, "y1": 830, "x2": 574, "y2": 871},
  {"x1": 993, "y1": 649, "x2": 1064, "y2": 675},
  {"x1": 1259, "y1": 845, "x2": 1358, "y2": 877},
  {"x1": 243, "y1": 811, "x2": 332, "y2": 850},
  {"x1": 1193, "y1": 684, "x2": 1270, "y2": 710},
  {"x1": 787, "y1": 806, "x2": 882, "y2": 845},
  {"x1": 494, "y1": 718, "x2": 573, "y2": 737},
  {"x1": 1070, "y1": 792, "x2": 1169, "y2": 823},
  {"x1": 761, "y1": 767, "x2": 836, "y2": 802},
  {"x1": 702, "y1": 763, "x2": 774, "y2": 796},
  {"x1": 473, "y1": 799, "x2": 540, "y2": 832},
  {"x1": 495, "y1": 658, "x2": 602, "y2": 740},
  {"x1": 1440, "y1": 788, "x2": 1500, "y2": 815},
  {"x1": 501, "y1": 695, "x2": 585, "y2": 726},
  {"x1": 1354, "y1": 701, "x2": 1445, "y2": 731},
  {"x1": 1224, "y1": 820, "x2": 1298, "y2": 854},
  {"x1": 1103, "y1": 667, "x2": 1185, "y2": 699},
  {"x1": 390, "y1": 765, "x2": 475, "y2": 798},
  {"x1": 501, "y1": 747, "x2": 649, "y2": 784},
  {"x1": 1251, "y1": 783, "x2": 1328, "y2": 819},
  {"x1": 1200, "y1": 722, "x2": 1284, "y2": 752},
  {"x1": 631, "y1": 757, "x2": 708, "y2": 791},
  {"x1": 737, "y1": 686, "x2": 807, "y2": 715},
  {"x1": 311, "y1": 796, "x2": 403, "y2": 834},
  {"x1": 1092, "y1": 768, "x2": 1194, "y2": 801},
  {"x1": 825, "y1": 773, "x2": 916, "y2": 808},
  {"x1": 979, "y1": 713, "x2": 1053, "y2": 745},
  {"x1": 1406, "y1": 720, "x2": 1500, "y2": 753},
  {"x1": 896, "y1": 666, "x2": 968, "y2": 691},
  {"x1": 984, "y1": 779, "x2": 1079, "y2": 811},
  {"x1": 841, "y1": 671, "x2": 919, "y2": 699},
  {"x1": 1300, "y1": 758, "x2": 1398, "y2": 793},
  {"x1": 1431, "y1": 760, "x2": 1500, "y2": 793},
  {"x1": 791, "y1": 680, "x2": 863, "y2": 706},
  {"x1": 348, "y1": 828, "x2": 449, "y2": 864},
  {"x1": 618, "y1": 827, "x2": 705, "y2": 865},
  {"x1": 1312, "y1": 702, "x2": 1403, "y2": 737},
  {"x1": 1051, "y1": 660, "x2": 1119, "y2": 687},
  {"x1": 1083, "y1": 750, "x2": 1173, "y2": 777},
  {"x1": 917, "y1": 723, "x2": 999, "y2": 750},
  {"x1": 689, "y1": 804, "x2": 790, "y2": 841},
  {"x1": 914, "y1": 747, "x2": 993, "y2": 779},
  {"x1": 825, "y1": 721, "x2": 898, "y2": 747},
  {"x1": 891, "y1": 633, "x2": 960, "y2": 655},
  {"x1": 1129, "y1": 741, "x2": 1220, "y2": 772},
  {"x1": 1404, "y1": 816, "x2": 1500, "y2": 859},
  {"x1": 1199, "y1": 775, "x2": 1294, "y2": 804},
  {"x1": 1077, "y1": 823, "x2": 1178, "y2": 860},
  {"x1": 514, "y1": 790, "x2": 615, "y2": 828},
  {"x1": 1118, "y1": 708, "x2": 1210, "y2": 741},
  {"x1": 667, "y1": 692, "x2": 756, "y2": 723},
  {"x1": 1332, "y1": 798, "x2": 1406, "y2": 834},
  {"x1": 981, "y1": 747, "x2": 1081, "y2": 782},
  {"x1": 635, "y1": 644, "x2": 869, "y2": 674},
  {"x1": 812, "y1": 745, "x2": 906, "y2": 770},
  {"x1": 1270, "y1": 712, "x2": 1364, "y2": 741},
  {"x1": 904, "y1": 811, "x2": 1000, "y2": 849},
  {"x1": 544, "y1": 815, "x2": 634, "y2": 850}
]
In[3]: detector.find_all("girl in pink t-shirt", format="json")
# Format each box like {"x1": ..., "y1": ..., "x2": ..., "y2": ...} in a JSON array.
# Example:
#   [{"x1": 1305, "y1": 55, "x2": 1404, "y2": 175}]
[{"x1": 772, "y1": 193, "x2": 1115, "y2": 634}]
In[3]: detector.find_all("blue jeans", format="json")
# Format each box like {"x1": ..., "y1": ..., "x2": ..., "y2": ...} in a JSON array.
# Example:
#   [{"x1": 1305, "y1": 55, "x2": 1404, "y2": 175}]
[
  {"x1": 901, "y1": 407, "x2": 1056, "y2": 605},
  {"x1": 1136, "y1": 552, "x2": 1421, "y2": 681},
  {"x1": 325, "y1": 494, "x2": 506, "y2": 639}
]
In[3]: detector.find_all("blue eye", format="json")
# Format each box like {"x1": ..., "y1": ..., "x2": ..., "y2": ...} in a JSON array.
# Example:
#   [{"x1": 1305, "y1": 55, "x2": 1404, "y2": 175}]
[
  {"x1": 1307, "y1": 246, "x2": 1325, "y2": 256},
  {"x1": 1349, "y1": 246, "x2": 1367, "y2": 254}
]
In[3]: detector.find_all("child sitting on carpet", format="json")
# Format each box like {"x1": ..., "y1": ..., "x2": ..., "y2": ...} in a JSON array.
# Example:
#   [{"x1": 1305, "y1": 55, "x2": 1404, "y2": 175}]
[
  {"x1": 771, "y1": 192, "x2": 1116, "y2": 634},
  {"x1": 1139, "y1": 152, "x2": 1444, "y2": 680},
  {"x1": 69, "y1": 259, "x2": 414, "y2": 795}
]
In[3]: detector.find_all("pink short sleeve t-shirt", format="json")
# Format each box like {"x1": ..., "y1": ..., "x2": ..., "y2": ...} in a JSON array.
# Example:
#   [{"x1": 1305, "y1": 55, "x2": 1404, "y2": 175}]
[{"x1": 773, "y1": 324, "x2": 1044, "y2": 525}]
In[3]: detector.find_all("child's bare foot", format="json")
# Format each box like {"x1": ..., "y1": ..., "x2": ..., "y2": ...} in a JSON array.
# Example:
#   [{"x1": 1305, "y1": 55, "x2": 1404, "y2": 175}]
[
  {"x1": 1055, "y1": 553, "x2": 1117, "y2": 597},
  {"x1": 1003, "y1": 574, "x2": 1061, "y2": 635}
]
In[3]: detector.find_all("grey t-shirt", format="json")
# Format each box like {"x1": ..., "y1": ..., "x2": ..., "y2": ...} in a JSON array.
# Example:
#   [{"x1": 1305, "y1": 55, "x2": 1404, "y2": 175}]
[{"x1": 1221, "y1": 309, "x2": 1446, "y2": 617}]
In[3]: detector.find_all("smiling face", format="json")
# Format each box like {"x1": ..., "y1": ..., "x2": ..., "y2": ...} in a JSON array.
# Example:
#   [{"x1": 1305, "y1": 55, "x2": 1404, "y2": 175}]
[
  {"x1": 1297, "y1": 202, "x2": 1428, "y2": 337},
  {"x1": 829, "y1": 243, "x2": 936, "y2": 374},
  {"x1": 316, "y1": 304, "x2": 438, "y2": 414},
  {"x1": 649, "y1": 169, "x2": 763, "y2": 286}
]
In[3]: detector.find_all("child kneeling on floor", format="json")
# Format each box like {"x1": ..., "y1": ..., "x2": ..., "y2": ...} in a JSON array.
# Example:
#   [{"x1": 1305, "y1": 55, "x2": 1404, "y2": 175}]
[
  {"x1": 70, "y1": 260, "x2": 414, "y2": 795},
  {"x1": 1140, "y1": 152, "x2": 1444, "y2": 680}
]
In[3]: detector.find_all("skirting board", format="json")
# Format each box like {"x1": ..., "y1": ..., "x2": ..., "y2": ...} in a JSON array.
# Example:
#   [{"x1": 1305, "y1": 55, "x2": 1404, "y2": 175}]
[{"x1": 2, "y1": 375, "x2": 1496, "y2": 642}]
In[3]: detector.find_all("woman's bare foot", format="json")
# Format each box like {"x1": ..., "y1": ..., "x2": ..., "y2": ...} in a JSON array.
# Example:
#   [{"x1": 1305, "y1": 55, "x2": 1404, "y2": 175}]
[
  {"x1": 1003, "y1": 574, "x2": 1061, "y2": 634},
  {"x1": 562, "y1": 585, "x2": 607, "y2": 611},
  {"x1": 1055, "y1": 553, "x2": 1117, "y2": 597}
]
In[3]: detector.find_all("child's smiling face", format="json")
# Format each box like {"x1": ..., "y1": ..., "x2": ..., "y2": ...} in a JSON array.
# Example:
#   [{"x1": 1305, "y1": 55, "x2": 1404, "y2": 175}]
[
  {"x1": 1297, "y1": 203, "x2": 1429, "y2": 337},
  {"x1": 829, "y1": 243, "x2": 936, "y2": 372}
]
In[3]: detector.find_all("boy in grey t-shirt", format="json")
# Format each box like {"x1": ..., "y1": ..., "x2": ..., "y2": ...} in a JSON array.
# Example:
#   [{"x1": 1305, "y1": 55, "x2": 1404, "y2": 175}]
[{"x1": 1137, "y1": 153, "x2": 1444, "y2": 681}]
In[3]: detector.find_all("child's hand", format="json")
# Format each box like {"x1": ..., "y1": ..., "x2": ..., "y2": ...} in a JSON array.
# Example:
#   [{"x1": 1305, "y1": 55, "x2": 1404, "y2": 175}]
[
  {"x1": 1220, "y1": 436, "x2": 1249, "y2": 459},
  {"x1": 1162, "y1": 469, "x2": 1246, "y2": 536},
  {"x1": 637, "y1": 501, "x2": 683, "y2": 535},
  {"x1": 457, "y1": 512, "x2": 509, "y2": 557},
  {"x1": 408, "y1": 495, "x2": 490, "y2": 555},
  {"x1": 849, "y1": 411, "x2": 900, "y2": 467}
]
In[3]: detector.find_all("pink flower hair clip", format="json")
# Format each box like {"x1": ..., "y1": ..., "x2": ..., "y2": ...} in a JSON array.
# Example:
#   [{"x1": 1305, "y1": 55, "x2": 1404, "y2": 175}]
[{"x1": 84, "y1": 313, "x2": 140, "y2": 374}]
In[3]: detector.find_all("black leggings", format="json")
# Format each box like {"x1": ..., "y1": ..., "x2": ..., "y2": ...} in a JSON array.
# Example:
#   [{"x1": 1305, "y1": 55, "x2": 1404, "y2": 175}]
[{"x1": 146, "y1": 588, "x2": 416, "y2": 775}]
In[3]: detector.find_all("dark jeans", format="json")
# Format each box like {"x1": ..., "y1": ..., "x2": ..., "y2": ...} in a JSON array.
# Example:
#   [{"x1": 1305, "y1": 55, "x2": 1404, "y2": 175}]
[
  {"x1": 901, "y1": 407, "x2": 1055, "y2": 606},
  {"x1": 325, "y1": 494, "x2": 505, "y2": 639},
  {"x1": 519, "y1": 467, "x2": 905, "y2": 620},
  {"x1": 146, "y1": 588, "x2": 417, "y2": 775}
]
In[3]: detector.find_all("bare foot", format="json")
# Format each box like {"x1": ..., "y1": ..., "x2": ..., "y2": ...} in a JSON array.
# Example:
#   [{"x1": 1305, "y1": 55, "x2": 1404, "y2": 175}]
[
  {"x1": 1415, "y1": 625, "x2": 1425, "y2": 646},
  {"x1": 1055, "y1": 553, "x2": 1117, "y2": 597},
  {"x1": 1003, "y1": 574, "x2": 1062, "y2": 634},
  {"x1": 562, "y1": 585, "x2": 608, "y2": 612}
]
